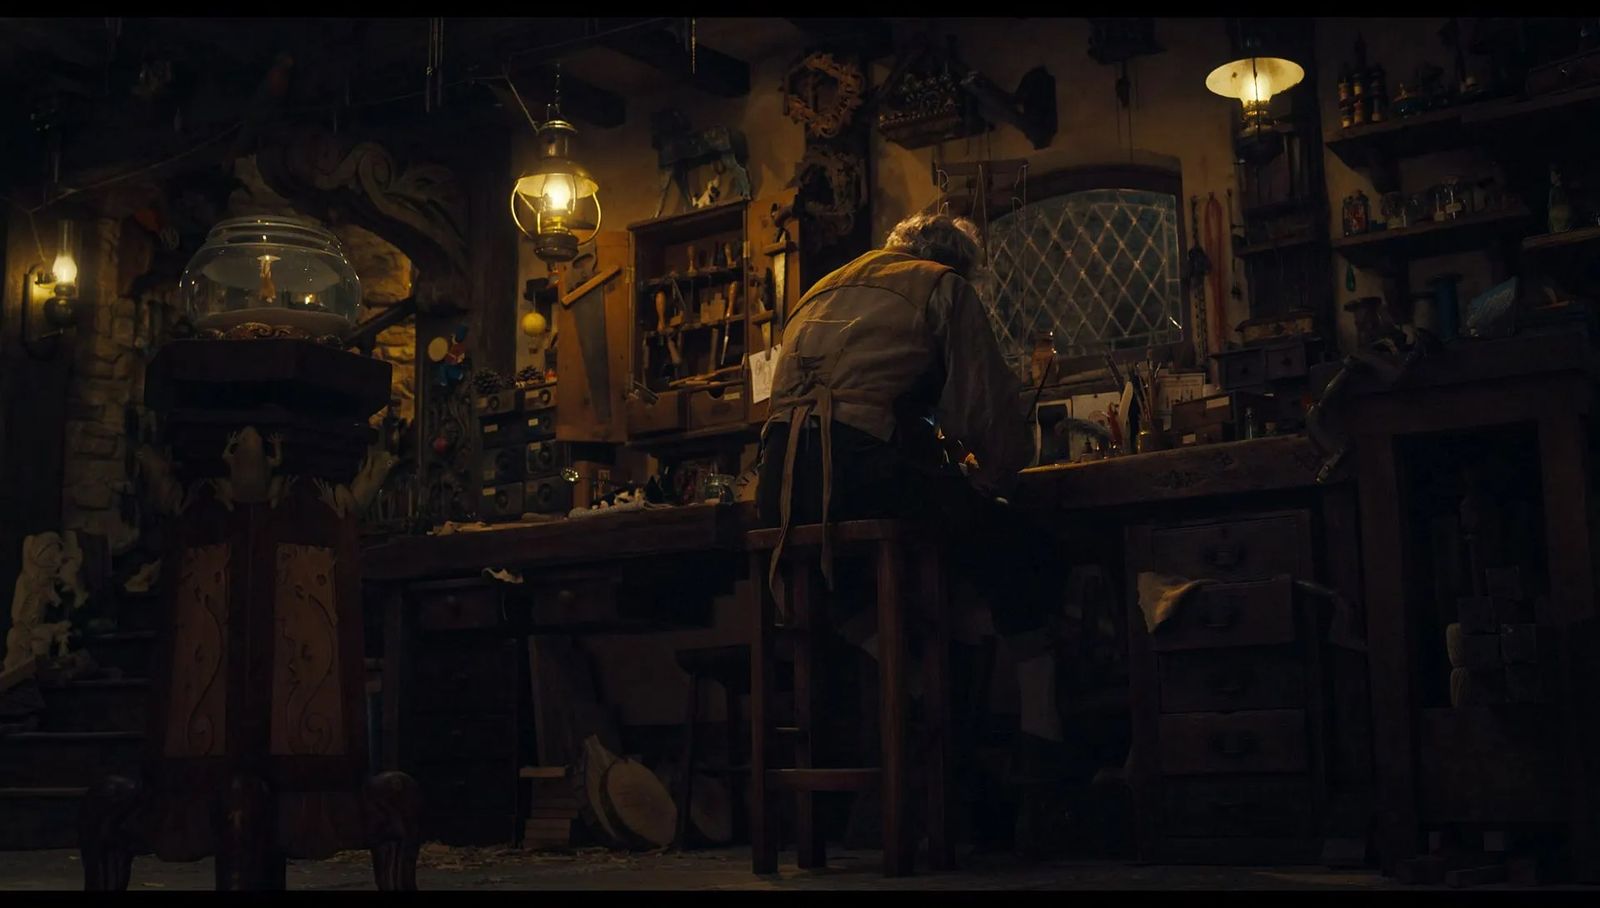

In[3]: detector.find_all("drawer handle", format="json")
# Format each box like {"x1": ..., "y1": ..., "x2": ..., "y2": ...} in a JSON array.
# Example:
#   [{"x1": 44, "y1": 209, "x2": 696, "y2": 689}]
[
  {"x1": 1213, "y1": 799, "x2": 1249, "y2": 814},
  {"x1": 1202, "y1": 544, "x2": 1244, "y2": 569},
  {"x1": 449, "y1": 671, "x2": 470, "y2": 684},
  {"x1": 1209, "y1": 731, "x2": 1258, "y2": 758}
]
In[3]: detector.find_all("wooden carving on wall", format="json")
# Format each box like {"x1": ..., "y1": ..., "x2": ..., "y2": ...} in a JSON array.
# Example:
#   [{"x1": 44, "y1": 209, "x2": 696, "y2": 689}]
[
  {"x1": 270, "y1": 543, "x2": 344, "y2": 757},
  {"x1": 783, "y1": 53, "x2": 865, "y2": 140},
  {"x1": 789, "y1": 146, "x2": 868, "y2": 251},
  {"x1": 255, "y1": 126, "x2": 469, "y2": 306},
  {"x1": 165, "y1": 543, "x2": 230, "y2": 758}
]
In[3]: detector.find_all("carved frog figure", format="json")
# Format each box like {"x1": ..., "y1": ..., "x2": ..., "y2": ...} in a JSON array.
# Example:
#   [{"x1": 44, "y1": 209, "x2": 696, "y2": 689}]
[
  {"x1": 315, "y1": 442, "x2": 398, "y2": 519},
  {"x1": 214, "y1": 427, "x2": 286, "y2": 510}
]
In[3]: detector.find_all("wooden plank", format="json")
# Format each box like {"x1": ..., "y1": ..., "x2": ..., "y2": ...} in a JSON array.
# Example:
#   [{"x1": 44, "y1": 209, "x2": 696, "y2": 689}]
[
  {"x1": 1353, "y1": 426, "x2": 1419, "y2": 872},
  {"x1": 1017, "y1": 435, "x2": 1327, "y2": 510},
  {"x1": 361, "y1": 503, "x2": 746, "y2": 581},
  {"x1": 599, "y1": 27, "x2": 749, "y2": 98}
]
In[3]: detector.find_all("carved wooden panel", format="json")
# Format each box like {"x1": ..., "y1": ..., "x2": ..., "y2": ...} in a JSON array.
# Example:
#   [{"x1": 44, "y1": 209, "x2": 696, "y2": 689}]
[
  {"x1": 164, "y1": 543, "x2": 230, "y2": 757},
  {"x1": 269, "y1": 543, "x2": 346, "y2": 757}
]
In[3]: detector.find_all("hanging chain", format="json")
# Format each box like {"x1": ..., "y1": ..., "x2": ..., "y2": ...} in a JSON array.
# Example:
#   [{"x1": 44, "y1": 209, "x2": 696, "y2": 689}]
[
  {"x1": 690, "y1": 17, "x2": 697, "y2": 77},
  {"x1": 550, "y1": 62, "x2": 562, "y2": 120},
  {"x1": 425, "y1": 17, "x2": 445, "y2": 113}
]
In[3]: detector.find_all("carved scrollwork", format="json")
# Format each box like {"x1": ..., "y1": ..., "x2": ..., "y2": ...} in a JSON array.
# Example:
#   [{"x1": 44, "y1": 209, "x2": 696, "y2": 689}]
[
  {"x1": 256, "y1": 128, "x2": 468, "y2": 294},
  {"x1": 783, "y1": 53, "x2": 866, "y2": 140},
  {"x1": 789, "y1": 146, "x2": 868, "y2": 249},
  {"x1": 197, "y1": 321, "x2": 343, "y2": 346}
]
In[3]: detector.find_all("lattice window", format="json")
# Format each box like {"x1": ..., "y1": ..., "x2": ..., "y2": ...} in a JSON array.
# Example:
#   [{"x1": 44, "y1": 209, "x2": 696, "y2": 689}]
[{"x1": 973, "y1": 188, "x2": 1184, "y2": 368}]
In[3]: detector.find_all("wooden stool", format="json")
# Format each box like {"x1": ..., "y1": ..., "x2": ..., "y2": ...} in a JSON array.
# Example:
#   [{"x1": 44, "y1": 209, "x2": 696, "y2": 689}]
[
  {"x1": 673, "y1": 645, "x2": 752, "y2": 848},
  {"x1": 746, "y1": 520, "x2": 954, "y2": 877}
]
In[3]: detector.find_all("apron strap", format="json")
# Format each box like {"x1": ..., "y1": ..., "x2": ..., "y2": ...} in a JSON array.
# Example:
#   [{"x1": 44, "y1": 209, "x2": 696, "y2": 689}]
[{"x1": 765, "y1": 386, "x2": 887, "y2": 601}]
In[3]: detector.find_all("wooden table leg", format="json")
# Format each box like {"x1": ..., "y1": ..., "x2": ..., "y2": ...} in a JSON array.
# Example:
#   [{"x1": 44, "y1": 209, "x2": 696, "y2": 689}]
[
  {"x1": 749, "y1": 552, "x2": 778, "y2": 874},
  {"x1": 878, "y1": 539, "x2": 912, "y2": 877},
  {"x1": 919, "y1": 546, "x2": 955, "y2": 871},
  {"x1": 675, "y1": 676, "x2": 700, "y2": 851},
  {"x1": 793, "y1": 563, "x2": 825, "y2": 869}
]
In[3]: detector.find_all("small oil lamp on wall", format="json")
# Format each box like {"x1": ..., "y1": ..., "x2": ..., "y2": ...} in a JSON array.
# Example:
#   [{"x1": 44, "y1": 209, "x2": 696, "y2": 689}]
[
  {"x1": 21, "y1": 220, "x2": 80, "y2": 358},
  {"x1": 511, "y1": 66, "x2": 602, "y2": 266}
]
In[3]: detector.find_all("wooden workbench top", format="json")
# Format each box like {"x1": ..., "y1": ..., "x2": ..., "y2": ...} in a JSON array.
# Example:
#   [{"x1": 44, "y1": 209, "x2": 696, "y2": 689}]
[
  {"x1": 1017, "y1": 434, "x2": 1331, "y2": 511},
  {"x1": 361, "y1": 502, "x2": 753, "y2": 583}
]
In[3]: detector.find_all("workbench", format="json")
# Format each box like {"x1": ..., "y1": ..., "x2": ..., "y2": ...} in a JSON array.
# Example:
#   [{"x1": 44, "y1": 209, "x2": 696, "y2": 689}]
[
  {"x1": 1016, "y1": 434, "x2": 1373, "y2": 865},
  {"x1": 362, "y1": 503, "x2": 751, "y2": 844}
]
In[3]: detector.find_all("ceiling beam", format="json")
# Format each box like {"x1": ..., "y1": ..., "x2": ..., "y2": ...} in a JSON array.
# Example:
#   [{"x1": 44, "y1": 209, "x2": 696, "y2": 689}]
[
  {"x1": 504, "y1": 63, "x2": 625, "y2": 130},
  {"x1": 598, "y1": 27, "x2": 749, "y2": 98},
  {"x1": 785, "y1": 18, "x2": 894, "y2": 59}
]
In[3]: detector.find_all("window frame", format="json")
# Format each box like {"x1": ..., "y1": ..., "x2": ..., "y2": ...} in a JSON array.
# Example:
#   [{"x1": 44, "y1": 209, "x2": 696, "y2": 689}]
[{"x1": 934, "y1": 162, "x2": 1194, "y2": 382}]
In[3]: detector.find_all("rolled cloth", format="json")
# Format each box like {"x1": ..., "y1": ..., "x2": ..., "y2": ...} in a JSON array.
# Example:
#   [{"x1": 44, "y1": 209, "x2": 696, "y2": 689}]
[{"x1": 1135, "y1": 572, "x2": 1212, "y2": 634}]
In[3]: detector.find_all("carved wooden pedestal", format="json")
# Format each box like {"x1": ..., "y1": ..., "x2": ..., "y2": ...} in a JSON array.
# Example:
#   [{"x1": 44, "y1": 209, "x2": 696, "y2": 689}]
[{"x1": 80, "y1": 339, "x2": 419, "y2": 891}]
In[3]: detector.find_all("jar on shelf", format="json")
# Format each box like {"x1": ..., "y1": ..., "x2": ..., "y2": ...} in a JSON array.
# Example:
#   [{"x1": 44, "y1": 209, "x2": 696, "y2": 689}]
[
  {"x1": 1380, "y1": 191, "x2": 1405, "y2": 227},
  {"x1": 180, "y1": 216, "x2": 362, "y2": 342},
  {"x1": 1439, "y1": 177, "x2": 1466, "y2": 220},
  {"x1": 1342, "y1": 191, "x2": 1372, "y2": 236}
]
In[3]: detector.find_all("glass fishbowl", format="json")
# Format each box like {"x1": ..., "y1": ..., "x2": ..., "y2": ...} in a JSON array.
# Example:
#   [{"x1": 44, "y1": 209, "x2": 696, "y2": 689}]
[{"x1": 180, "y1": 216, "x2": 362, "y2": 338}]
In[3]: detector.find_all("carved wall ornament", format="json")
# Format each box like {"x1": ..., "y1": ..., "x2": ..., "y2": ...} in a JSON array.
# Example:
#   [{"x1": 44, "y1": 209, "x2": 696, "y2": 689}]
[
  {"x1": 783, "y1": 53, "x2": 866, "y2": 140},
  {"x1": 789, "y1": 146, "x2": 868, "y2": 249}
]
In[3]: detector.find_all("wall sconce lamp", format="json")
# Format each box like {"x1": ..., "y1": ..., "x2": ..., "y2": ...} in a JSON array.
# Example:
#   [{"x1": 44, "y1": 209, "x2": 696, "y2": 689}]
[
  {"x1": 510, "y1": 67, "x2": 602, "y2": 266},
  {"x1": 20, "y1": 220, "x2": 80, "y2": 358}
]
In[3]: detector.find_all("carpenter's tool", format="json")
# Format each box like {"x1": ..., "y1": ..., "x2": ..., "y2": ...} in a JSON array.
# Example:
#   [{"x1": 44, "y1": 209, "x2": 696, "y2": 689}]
[{"x1": 559, "y1": 255, "x2": 621, "y2": 423}]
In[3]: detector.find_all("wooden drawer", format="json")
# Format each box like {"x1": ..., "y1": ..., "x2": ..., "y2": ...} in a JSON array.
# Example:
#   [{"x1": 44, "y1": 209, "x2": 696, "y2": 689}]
[
  {"x1": 480, "y1": 481, "x2": 524, "y2": 519},
  {"x1": 1146, "y1": 513, "x2": 1309, "y2": 581},
  {"x1": 521, "y1": 383, "x2": 558, "y2": 411},
  {"x1": 627, "y1": 390, "x2": 684, "y2": 436},
  {"x1": 523, "y1": 475, "x2": 574, "y2": 514},
  {"x1": 1216, "y1": 347, "x2": 1266, "y2": 391},
  {"x1": 1158, "y1": 647, "x2": 1305, "y2": 713},
  {"x1": 526, "y1": 577, "x2": 621, "y2": 630},
  {"x1": 412, "y1": 761, "x2": 517, "y2": 812},
  {"x1": 475, "y1": 388, "x2": 519, "y2": 418},
  {"x1": 411, "y1": 715, "x2": 518, "y2": 765},
  {"x1": 1163, "y1": 775, "x2": 1313, "y2": 838},
  {"x1": 686, "y1": 383, "x2": 748, "y2": 431},
  {"x1": 411, "y1": 642, "x2": 516, "y2": 713},
  {"x1": 1263, "y1": 341, "x2": 1307, "y2": 381},
  {"x1": 1158, "y1": 710, "x2": 1308, "y2": 775},
  {"x1": 1149, "y1": 577, "x2": 1296, "y2": 652},
  {"x1": 414, "y1": 583, "x2": 503, "y2": 631}
]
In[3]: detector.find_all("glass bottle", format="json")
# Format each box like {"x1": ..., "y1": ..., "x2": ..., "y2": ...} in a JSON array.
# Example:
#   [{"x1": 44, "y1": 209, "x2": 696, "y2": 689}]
[{"x1": 1549, "y1": 166, "x2": 1573, "y2": 234}]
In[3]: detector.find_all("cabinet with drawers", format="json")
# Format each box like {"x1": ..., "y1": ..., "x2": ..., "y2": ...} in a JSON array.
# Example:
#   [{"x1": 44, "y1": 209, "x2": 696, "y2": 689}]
[
  {"x1": 399, "y1": 579, "x2": 521, "y2": 845},
  {"x1": 1126, "y1": 509, "x2": 1341, "y2": 864}
]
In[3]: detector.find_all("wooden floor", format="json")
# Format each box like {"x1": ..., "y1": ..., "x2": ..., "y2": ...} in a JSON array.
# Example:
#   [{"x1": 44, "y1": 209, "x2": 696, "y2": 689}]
[{"x1": 0, "y1": 846, "x2": 1570, "y2": 891}]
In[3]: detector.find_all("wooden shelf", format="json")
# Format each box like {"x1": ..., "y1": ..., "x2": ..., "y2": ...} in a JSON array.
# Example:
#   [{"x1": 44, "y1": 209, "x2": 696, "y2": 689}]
[
  {"x1": 1522, "y1": 225, "x2": 1600, "y2": 254},
  {"x1": 641, "y1": 265, "x2": 745, "y2": 289},
  {"x1": 1325, "y1": 86, "x2": 1600, "y2": 186},
  {"x1": 1235, "y1": 234, "x2": 1321, "y2": 258},
  {"x1": 1332, "y1": 204, "x2": 1532, "y2": 269}
]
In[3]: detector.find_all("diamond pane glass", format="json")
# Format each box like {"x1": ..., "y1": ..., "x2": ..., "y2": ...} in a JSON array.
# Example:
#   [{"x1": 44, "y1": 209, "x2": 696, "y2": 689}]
[{"x1": 978, "y1": 188, "x2": 1183, "y2": 369}]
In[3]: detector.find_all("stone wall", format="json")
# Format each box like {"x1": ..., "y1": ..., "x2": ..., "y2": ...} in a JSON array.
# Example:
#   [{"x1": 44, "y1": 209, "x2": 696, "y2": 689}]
[{"x1": 60, "y1": 217, "x2": 143, "y2": 554}]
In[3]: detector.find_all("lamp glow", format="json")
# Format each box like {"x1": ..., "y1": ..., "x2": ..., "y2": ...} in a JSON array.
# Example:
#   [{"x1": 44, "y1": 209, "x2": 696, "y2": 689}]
[
  {"x1": 1205, "y1": 56, "x2": 1304, "y2": 132},
  {"x1": 50, "y1": 251, "x2": 77, "y2": 287}
]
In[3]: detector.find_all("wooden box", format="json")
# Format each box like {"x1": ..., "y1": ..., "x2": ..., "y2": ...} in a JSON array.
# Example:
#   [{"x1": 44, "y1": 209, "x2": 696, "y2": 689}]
[
  {"x1": 480, "y1": 481, "x2": 525, "y2": 520},
  {"x1": 523, "y1": 475, "x2": 574, "y2": 515},
  {"x1": 627, "y1": 390, "x2": 684, "y2": 435},
  {"x1": 686, "y1": 382, "x2": 748, "y2": 432}
]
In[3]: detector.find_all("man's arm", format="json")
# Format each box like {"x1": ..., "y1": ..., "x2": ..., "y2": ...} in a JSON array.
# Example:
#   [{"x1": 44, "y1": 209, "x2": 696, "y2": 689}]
[{"x1": 927, "y1": 272, "x2": 1035, "y2": 494}]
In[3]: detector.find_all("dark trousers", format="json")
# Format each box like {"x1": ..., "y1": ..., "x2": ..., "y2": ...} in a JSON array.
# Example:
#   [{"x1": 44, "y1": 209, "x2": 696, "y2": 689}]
[{"x1": 756, "y1": 419, "x2": 1055, "y2": 638}]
